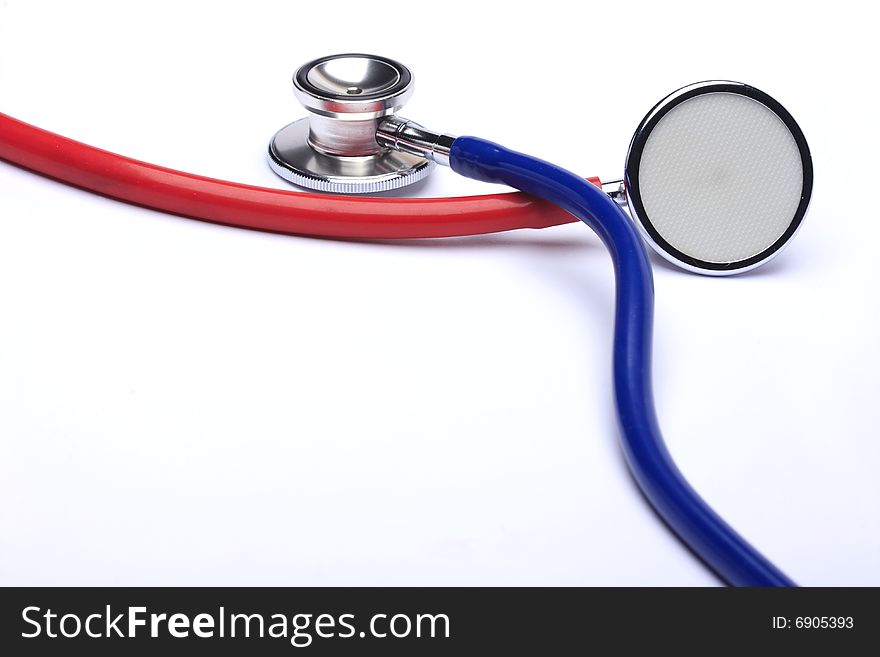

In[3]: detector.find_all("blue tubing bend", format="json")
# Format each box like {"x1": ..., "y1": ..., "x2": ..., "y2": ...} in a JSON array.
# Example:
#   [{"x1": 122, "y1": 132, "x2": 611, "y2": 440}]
[{"x1": 449, "y1": 136, "x2": 795, "y2": 587}]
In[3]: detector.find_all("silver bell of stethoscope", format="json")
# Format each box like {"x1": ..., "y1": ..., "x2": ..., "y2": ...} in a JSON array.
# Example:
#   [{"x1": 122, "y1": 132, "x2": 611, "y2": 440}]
[
  {"x1": 268, "y1": 54, "x2": 442, "y2": 194},
  {"x1": 270, "y1": 54, "x2": 812, "y2": 275}
]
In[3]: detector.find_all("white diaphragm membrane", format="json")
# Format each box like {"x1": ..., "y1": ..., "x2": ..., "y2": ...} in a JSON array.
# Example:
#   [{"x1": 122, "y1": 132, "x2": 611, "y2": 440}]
[{"x1": 635, "y1": 92, "x2": 804, "y2": 265}]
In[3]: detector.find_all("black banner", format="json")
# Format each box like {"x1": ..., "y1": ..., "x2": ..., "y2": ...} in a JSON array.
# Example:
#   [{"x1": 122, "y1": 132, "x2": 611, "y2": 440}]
[{"x1": 1, "y1": 587, "x2": 875, "y2": 654}]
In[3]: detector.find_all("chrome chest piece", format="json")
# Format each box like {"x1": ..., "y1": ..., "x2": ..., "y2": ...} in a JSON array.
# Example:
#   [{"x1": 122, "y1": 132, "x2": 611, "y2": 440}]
[{"x1": 268, "y1": 54, "x2": 436, "y2": 194}]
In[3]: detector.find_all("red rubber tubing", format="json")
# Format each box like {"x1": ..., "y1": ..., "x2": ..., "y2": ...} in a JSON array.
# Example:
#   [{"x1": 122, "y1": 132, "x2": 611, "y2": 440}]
[{"x1": 0, "y1": 112, "x2": 598, "y2": 239}]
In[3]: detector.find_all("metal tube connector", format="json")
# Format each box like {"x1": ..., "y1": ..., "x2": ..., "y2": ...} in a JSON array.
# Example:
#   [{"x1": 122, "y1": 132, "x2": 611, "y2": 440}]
[
  {"x1": 376, "y1": 116, "x2": 456, "y2": 167},
  {"x1": 601, "y1": 179, "x2": 629, "y2": 209}
]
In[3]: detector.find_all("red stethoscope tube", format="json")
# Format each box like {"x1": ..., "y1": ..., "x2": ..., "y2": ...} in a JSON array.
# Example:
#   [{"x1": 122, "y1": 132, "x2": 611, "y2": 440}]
[{"x1": 0, "y1": 112, "x2": 600, "y2": 239}]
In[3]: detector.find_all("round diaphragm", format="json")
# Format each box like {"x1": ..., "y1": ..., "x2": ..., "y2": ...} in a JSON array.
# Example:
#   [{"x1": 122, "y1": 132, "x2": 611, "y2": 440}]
[{"x1": 624, "y1": 81, "x2": 812, "y2": 274}]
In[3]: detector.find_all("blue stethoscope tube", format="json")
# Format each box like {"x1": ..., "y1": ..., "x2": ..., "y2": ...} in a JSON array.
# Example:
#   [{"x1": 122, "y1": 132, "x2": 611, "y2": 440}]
[{"x1": 449, "y1": 136, "x2": 795, "y2": 587}]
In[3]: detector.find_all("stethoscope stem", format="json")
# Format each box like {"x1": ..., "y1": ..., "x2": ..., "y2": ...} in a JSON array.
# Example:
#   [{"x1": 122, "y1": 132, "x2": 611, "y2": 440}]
[{"x1": 375, "y1": 116, "x2": 455, "y2": 167}]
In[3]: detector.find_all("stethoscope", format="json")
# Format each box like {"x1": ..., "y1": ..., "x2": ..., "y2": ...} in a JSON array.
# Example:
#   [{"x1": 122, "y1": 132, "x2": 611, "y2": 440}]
[{"x1": 0, "y1": 53, "x2": 813, "y2": 585}]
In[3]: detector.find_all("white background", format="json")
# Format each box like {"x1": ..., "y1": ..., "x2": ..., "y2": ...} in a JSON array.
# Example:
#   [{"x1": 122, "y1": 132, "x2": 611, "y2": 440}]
[{"x1": 1, "y1": 0, "x2": 878, "y2": 586}]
